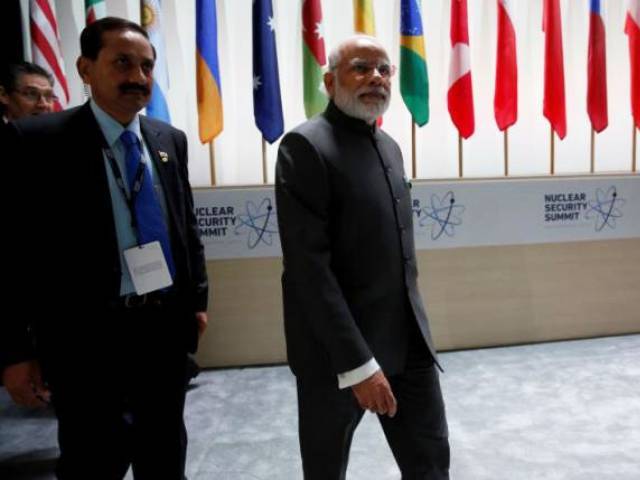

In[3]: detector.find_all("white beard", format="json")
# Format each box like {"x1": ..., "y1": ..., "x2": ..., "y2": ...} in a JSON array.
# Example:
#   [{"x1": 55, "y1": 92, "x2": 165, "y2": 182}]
[{"x1": 333, "y1": 78, "x2": 390, "y2": 124}]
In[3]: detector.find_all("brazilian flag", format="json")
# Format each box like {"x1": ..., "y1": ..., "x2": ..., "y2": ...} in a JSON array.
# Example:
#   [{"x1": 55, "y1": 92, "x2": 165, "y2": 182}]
[{"x1": 400, "y1": 0, "x2": 429, "y2": 126}]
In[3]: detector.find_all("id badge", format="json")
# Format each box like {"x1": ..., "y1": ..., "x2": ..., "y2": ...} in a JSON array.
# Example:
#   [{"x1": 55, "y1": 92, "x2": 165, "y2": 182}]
[{"x1": 123, "y1": 241, "x2": 173, "y2": 295}]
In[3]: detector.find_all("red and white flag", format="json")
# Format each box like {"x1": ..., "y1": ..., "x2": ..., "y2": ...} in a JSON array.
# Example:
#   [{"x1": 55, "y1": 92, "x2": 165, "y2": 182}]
[
  {"x1": 30, "y1": 0, "x2": 69, "y2": 111},
  {"x1": 448, "y1": 0, "x2": 474, "y2": 139},
  {"x1": 542, "y1": 0, "x2": 566, "y2": 139},
  {"x1": 587, "y1": 0, "x2": 608, "y2": 133},
  {"x1": 625, "y1": 0, "x2": 640, "y2": 129},
  {"x1": 494, "y1": 0, "x2": 517, "y2": 131}
]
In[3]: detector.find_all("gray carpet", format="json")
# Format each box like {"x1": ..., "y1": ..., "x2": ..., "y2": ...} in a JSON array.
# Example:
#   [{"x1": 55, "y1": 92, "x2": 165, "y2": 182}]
[{"x1": 1, "y1": 335, "x2": 639, "y2": 479}]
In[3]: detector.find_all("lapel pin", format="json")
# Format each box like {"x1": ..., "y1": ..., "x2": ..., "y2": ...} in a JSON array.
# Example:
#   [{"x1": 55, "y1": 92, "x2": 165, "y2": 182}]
[{"x1": 159, "y1": 151, "x2": 169, "y2": 163}]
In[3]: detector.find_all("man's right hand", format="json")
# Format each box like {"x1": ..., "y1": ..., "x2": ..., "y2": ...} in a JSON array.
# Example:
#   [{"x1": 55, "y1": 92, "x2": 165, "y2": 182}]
[
  {"x1": 351, "y1": 370, "x2": 397, "y2": 417},
  {"x1": 2, "y1": 360, "x2": 50, "y2": 408}
]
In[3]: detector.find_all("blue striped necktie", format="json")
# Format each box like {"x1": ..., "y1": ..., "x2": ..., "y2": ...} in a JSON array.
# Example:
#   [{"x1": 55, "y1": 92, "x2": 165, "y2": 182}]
[{"x1": 120, "y1": 130, "x2": 175, "y2": 279}]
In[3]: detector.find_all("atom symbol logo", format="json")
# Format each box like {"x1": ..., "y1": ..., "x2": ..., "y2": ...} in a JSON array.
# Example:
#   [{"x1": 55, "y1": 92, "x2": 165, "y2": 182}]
[
  {"x1": 585, "y1": 186, "x2": 626, "y2": 231},
  {"x1": 234, "y1": 198, "x2": 279, "y2": 248},
  {"x1": 418, "y1": 191, "x2": 465, "y2": 240}
]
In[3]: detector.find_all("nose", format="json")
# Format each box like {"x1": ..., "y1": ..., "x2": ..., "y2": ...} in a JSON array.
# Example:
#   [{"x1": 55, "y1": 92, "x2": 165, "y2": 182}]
[
  {"x1": 369, "y1": 69, "x2": 385, "y2": 86},
  {"x1": 129, "y1": 65, "x2": 149, "y2": 85}
]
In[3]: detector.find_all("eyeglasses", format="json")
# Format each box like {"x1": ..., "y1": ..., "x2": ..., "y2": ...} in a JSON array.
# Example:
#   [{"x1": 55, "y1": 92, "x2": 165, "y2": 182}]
[
  {"x1": 349, "y1": 60, "x2": 396, "y2": 79},
  {"x1": 15, "y1": 88, "x2": 58, "y2": 104}
]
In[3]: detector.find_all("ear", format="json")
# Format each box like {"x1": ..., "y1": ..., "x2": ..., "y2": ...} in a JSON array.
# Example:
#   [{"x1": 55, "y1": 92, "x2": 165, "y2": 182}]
[
  {"x1": 324, "y1": 71, "x2": 335, "y2": 99},
  {"x1": 76, "y1": 56, "x2": 91, "y2": 84}
]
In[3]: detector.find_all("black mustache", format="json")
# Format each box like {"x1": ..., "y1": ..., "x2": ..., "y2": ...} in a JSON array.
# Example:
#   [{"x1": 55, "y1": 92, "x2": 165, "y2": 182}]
[{"x1": 119, "y1": 83, "x2": 150, "y2": 95}]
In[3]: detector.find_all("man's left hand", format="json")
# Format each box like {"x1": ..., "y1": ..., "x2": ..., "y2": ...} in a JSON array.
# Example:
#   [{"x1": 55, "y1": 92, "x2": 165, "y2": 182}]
[{"x1": 195, "y1": 312, "x2": 208, "y2": 338}]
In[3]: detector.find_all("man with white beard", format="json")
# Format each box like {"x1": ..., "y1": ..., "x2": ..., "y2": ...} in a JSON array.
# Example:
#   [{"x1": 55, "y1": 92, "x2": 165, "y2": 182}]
[{"x1": 275, "y1": 36, "x2": 450, "y2": 479}]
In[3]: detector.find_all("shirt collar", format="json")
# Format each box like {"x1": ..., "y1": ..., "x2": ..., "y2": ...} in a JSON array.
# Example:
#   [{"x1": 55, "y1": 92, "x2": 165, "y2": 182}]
[{"x1": 90, "y1": 99, "x2": 142, "y2": 148}]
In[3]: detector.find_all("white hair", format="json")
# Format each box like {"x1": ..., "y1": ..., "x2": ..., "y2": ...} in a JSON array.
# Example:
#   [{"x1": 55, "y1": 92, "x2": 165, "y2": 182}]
[{"x1": 327, "y1": 35, "x2": 385, "y2": 72}]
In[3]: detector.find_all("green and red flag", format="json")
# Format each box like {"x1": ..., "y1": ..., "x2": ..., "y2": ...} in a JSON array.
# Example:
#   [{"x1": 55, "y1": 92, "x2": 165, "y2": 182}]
[
  {"x1": 302, "y1": 0, "x2": 328, "y2": 118},
  {"x1": 85, "y1": 0, "x2": 106, "y2": 25}
]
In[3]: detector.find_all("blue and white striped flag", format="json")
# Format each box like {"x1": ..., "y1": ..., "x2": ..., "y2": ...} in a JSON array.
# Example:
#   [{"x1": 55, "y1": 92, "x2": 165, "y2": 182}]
[
  {"x1": 142, "y1": 0, "x2": 171, "y2": 123},
  {"x1": 252, "y1": 0, "x2": 283, "y2": 143}
]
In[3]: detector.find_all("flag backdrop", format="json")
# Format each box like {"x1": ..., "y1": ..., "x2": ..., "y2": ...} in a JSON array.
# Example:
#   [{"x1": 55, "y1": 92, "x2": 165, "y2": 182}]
[
  {"x1": 448, "y1": 0, "x2": 475, "y2": 139},
  {"x1": 625, "y1": 0, "x2": 640, "y2": 130},
  {"x1": 353, "y1": 0, "x2": 375, "y2": 34},
  {"x1": 30, "y1": 0, "x2": 69, "y2": 111},
  {"x1": 587, "y1": 0, "x2": 608, "y2": 133},
  {"x1": 196, "y1": 0, "x2": 223, "y2": 143},
  {"x1": 494, "y1": 0, "x2": 517, "y2": 131},
  {"x1": 142, "y1": 0, "x2": 171, "y2": 123},
  {"x1": 302, "y1": 0, "x2": 328, "y2": 118},
  {"x1": 542, "y1": 0, "x2": 567, "y2": 139},
  {"x1": 85, "y1": 0, "x2": 106, "y2": 25},
  {"x1": 400, "y1": 0, "x2": 429, "y2": 126},
  {"x1": 253, "y1": 0, "x2": 284, "y2": 143}
]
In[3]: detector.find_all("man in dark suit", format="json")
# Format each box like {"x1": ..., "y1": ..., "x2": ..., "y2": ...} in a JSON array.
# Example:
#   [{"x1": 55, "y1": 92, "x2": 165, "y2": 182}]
[
  {"x1": 275, "y1": 36, "x2": 450, "y2": 479},
  {"x1": 0, "y1": 62, "x2": 56, "y2": 122},
  {"x1": 1, "y1": 17, "x2": 208, "y2": 479}
]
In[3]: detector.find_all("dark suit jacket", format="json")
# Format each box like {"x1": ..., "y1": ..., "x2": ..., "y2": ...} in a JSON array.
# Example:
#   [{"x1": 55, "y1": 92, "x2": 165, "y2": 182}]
[
  {"x1": 275, "y1": 101, "x2": 439, "y2": 382},
  {"x1": 1, "y1": 102, "x2": 207, "y2": 374}
]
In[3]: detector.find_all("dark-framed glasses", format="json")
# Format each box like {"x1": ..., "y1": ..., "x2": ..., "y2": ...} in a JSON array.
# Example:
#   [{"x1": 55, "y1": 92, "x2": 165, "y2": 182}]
[{"x1": 15, "y1": 87, "x2": 58, "y2": 104}]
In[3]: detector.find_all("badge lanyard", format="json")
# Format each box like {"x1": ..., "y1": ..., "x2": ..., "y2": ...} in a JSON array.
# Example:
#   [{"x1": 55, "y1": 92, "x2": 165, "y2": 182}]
[{"x1": 104, "y1": 147, "x2": 147, "y2": 246}]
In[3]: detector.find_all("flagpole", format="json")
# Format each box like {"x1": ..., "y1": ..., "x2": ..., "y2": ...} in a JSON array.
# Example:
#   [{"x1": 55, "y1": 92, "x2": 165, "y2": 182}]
[
  {"x1": 411, "y1": 121, "x2": 417, "y2": 179},
  {"x1": 550, "y1": 127, "x2": 555, "y2": 175},
  {"x1": 209, "y1": 142, "x2": 217, "y2": 186},
  {"x1": 590, "y1": 129, "x2": 595, "y2": 174},
  {"x1": 633, "y1": 123, "x2": 637, "y2": 173},
  {"x1": 458, "y1": 134, "x2": 463, "y2": 178},
  {"x1": 262, "y1": 138, "x2": 269, "y2": 184},
  {"x1": 503, "y1": 130, "x2": 509, "y2": 176}
]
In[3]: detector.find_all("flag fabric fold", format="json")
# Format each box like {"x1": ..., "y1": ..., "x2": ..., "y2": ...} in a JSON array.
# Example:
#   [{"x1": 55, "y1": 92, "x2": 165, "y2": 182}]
[
  {"x1": 625, "y1": 0, "x2": 640, "y2": 130},
  {"x1": 196, "y1": 0, "x2": 223, "y2": 143},
  {"x1": 353, "y1": 0, "x2": 375, "y2": 35},
  {"x1": 142, "y1": 0, "x2": 171, "y2": 123},
  {"x1": 448, "y1": 0, "x2": 475, "y2": 139},
  {"x1": 302, "y1": 0, "x2": 328, "y2": 118},
  {"x1": 400, "y1": 0, "x2": 429, "y2": 126},
  {"x1": 542, "y1": 0, "x2": 567, "y2": 139},
  {"x1": 494, "y1": 0, "x2": 517, "y2": 131},
  {"x1": 85, "y1": 0, "x2": 106, "y2": 25},
  {"x1": 30, "y1": 0, "x2": 69, "y2": 111},
  {"x1": 587, "y1": 0, "x2": 608, "y2": 133},
  {"x1": 253, "y1": 0, "x2": 284, "y2": 144}
]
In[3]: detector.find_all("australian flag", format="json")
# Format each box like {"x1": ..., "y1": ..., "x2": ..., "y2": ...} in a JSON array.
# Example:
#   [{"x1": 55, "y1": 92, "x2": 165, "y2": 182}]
[{"x1": 252, "y1": 0, "x2": 284, "y2": 143}]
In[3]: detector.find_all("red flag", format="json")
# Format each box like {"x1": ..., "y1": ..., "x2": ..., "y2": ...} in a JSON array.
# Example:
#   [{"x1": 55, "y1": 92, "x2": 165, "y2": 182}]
[
  {"x1": 542, "y1": 0, "x2": 566, "y2": 139},
  {"x1": 587, "y1": 0, "x2": 608, "y2": 133},
  {"x1": 495, "y1": 0, "x2": 517, "y2": 131},
  {"x1": 30, "y1": 0, "x2": 69, "y2": 111},
  {"x1": 625, "y1": 0, "x2": 640, "y2": 130},
  {"x1": 448, "y1": 0, "x2": 474, "y2": 139}
]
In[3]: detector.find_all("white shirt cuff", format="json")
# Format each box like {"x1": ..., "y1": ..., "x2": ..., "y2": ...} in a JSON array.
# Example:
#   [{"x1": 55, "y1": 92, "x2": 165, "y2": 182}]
[{"x1": 337, "y1": 357, "x2": 380, "y2": 389}]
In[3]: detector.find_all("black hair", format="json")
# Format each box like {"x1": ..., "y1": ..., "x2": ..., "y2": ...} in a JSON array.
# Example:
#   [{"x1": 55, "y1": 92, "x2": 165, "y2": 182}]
[
  {"x1": 0, "y1": 61, "x2": 54, "y2": 92},
  {"x1": 80, "y1": 16, "x2": 153, "y2": 60}
]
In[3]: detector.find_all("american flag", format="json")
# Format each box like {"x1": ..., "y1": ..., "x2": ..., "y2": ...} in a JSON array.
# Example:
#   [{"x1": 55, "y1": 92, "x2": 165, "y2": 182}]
[{"x1": 30, "y1": 0, "x2": 69, "y2": 111}]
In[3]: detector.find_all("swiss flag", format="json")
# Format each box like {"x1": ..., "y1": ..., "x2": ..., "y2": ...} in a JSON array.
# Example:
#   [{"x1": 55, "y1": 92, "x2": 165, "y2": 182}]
[
  {"x1": 495, "y1": 0, "x2": 517, "y2": 131},
  {"x1": 542, "y1": 0, "x2": 567, "y2": 139},
  {"x1": 626, "y1": 0, "x2": 640, "y2": 130},
  {"x1": 448, "y1": 0, "x2": 474, "y2": 139}
]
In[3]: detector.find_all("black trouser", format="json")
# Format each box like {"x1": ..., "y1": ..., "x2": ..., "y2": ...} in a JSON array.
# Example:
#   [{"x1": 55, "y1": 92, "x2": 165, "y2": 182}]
[
  {"x1": 296, "y1": 327, "x2": 450, "y2": 480},
  {"x1": 49, "y1": 302, "x2": 189, "y2": 480}
]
